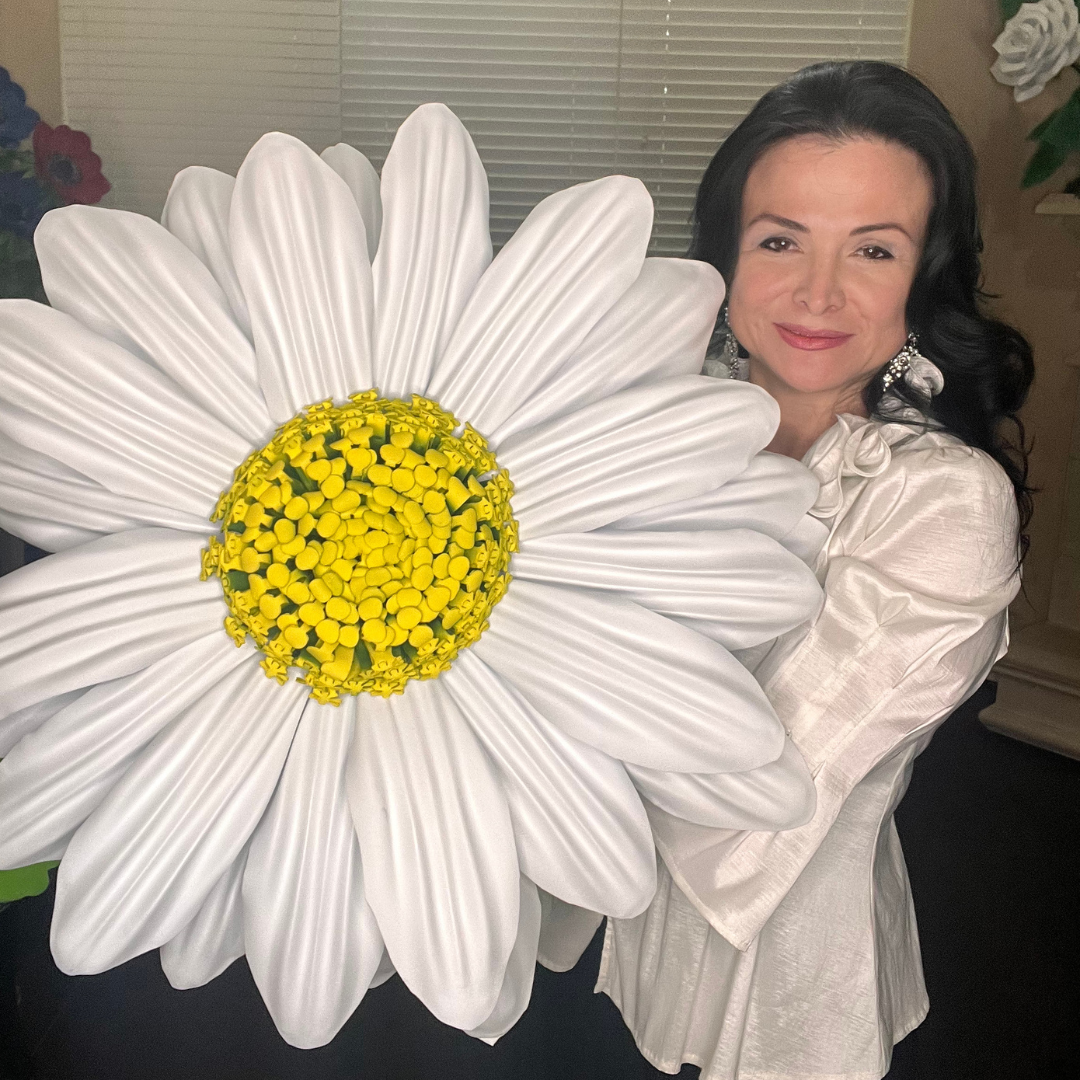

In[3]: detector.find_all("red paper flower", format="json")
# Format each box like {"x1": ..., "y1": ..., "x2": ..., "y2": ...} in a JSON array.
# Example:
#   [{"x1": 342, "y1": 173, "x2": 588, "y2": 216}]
[{"x1": 32, "y1": 122, "x2": 110, "y2": 205}]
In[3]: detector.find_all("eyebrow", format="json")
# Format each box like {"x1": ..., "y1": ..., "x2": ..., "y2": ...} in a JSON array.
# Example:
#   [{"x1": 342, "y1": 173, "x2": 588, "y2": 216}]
[
  {"x1": 746, "y1": 213, "x2": 914, "y2": 241},
  {"x1": 747, "y1": 213, "x2": 807, "y2": 232},
  {"x1": 850, "y1": 221, "x2": 913, "y2": 239}
]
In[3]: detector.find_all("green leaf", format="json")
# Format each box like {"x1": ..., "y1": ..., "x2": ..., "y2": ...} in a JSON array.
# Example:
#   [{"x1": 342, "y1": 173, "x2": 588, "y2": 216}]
[
  {"x1": 999, "y1": 0, "x2": 1024, "y2": 18},
  {"x1": 1029, "y1": 87, "x2": 1080, "y2": 153},
  {"x1": 0, "y1": 228, "x2": 35, "y2": 263},
  {"x1": 1022, "y1": 140, "x2": 1068, "y2": 187},
  {"x1": 0, "y1": 861, "x2": 58, "y2": 902},
  {"x1": 0, "y1": 147, "x2": 35, "y2": 176},
  {"x1": 1028, "y1": 111, "x2": 1057, "y2": 143}
]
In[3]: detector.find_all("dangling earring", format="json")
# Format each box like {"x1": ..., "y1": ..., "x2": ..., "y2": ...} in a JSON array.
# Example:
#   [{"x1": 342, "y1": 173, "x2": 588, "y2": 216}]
[
  {"x1": 880, "y1": 332, "x2": 921, "y2": 392},
  {"x1": 709, "y1": 304, "x2": 746, "y2": 380},
  {"x1": 880, "y1": 332, "x2": 945, "y2": 410}
]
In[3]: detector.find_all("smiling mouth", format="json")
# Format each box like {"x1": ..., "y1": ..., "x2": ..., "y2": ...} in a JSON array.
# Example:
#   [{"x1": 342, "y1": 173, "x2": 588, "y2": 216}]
[{"x1": 775, "y1": 323, "x2": 854, "y2": 351}]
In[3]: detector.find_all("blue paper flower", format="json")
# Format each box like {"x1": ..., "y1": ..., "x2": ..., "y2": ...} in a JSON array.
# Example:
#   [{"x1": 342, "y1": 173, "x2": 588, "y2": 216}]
[
  {"x1": 0, "y1": 172, "x2": 46, "y2": 239},
  {"x1": 0, "y1": 67, "x2": 40, "y2": 149}
]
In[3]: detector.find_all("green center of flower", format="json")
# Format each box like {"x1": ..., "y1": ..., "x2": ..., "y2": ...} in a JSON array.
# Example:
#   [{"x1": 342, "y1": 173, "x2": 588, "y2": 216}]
[{"x1": 202, "y1": 391, "x2": 516, "y2": 704}]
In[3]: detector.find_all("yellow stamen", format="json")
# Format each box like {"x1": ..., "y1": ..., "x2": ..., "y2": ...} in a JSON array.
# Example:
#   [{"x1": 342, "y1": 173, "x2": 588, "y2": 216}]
[{"x1": 205, "y1": 392, "x2": 516, "y2": 702}]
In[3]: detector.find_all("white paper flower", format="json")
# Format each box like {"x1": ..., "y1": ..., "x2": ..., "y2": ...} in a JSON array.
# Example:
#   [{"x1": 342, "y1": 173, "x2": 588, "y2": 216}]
[
  {"x1": 903, "y1": 354, "x2": 945, "y2": 399},
  {"x1": 0, "y1": 105, "x2": 823, "y2": 1047},
  {"x1": 991, "y1": 0, "x2": 1080, "y2": 102}
]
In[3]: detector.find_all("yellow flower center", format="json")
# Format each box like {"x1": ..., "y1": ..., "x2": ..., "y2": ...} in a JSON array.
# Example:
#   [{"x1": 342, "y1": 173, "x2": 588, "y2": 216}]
[{"x1": 202, "y1": 391, "x2": 516, "y2": 704}]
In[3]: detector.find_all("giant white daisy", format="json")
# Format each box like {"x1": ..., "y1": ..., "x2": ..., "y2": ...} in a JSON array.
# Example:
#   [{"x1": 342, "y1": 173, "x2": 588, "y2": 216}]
[{"x1": 0, "y1": 105, "x2": 823, "y2": 1047}]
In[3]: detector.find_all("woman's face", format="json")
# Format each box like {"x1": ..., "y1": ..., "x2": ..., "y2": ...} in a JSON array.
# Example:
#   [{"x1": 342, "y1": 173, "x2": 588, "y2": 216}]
[{"x1": 727, "y1": 134, "x2": 932, "y2": 402}]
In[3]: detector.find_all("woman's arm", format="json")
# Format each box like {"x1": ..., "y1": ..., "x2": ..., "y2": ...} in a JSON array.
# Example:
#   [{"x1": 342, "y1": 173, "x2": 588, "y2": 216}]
[{"x1": 649, "y1": 439, "x2": 1021, "y2": 949}]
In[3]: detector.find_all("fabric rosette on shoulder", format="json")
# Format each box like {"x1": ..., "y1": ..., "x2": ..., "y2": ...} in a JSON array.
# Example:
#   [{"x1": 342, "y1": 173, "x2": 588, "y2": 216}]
[{"x1": 0, "y1": 105, "x2": 823, "y2": 1047}]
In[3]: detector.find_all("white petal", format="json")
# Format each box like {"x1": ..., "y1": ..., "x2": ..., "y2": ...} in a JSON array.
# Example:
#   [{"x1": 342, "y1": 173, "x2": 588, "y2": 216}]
[
  {"x1": 466, "y1": 877, "x2": 541, "y2": 1042},
  {"x1": 498, "y1": 375, "x2": 779, "y2": 541},
  {"x1": 369, "y1": 950, "x2": 396, "y2": 989},
  {"x1": 0, "y1": 300, "x2": 247, "y2": 519},
  {"x1": 244, "y1": 696, "x2": 383, "y2": 1049},
  {"x1": 0, "y1": 631, "x2": 250, "y2": 870},
  {"x1": 626, "y1": 738, "x2": 817, "y2": 830},
  {"x1": 0, "y1": 529, "x2": 224, "y2": 721},
  {"x1": 512, "y1": 528, "x2": 822, "y2": 651},
  {"x1": 427, "y1": 175, "x2": 653, "y2": 436},
  {"x1": 474, "y1": 579, "x2": 785, "y2": 773},
  {"x1": 611, "y1": 451, "x2": 819, "y2": 541},
  {"x1": 346, "y1": 677, "x2": 519, "y2": 1031},
  {"x1": 161, "y1": 165, "x2": 252, "y2": 337},
  {"x1": 0, "y1": 689, "x2": 86, "y2": 758},
  {"x1": 372, "y1": 104, "x2": 491, "y2": 401},
  {"x1": 51, "y1": 656, "x2": 306, "y2": 975},
  {"x1": 320, "y1": 144, "x2": 382, "y2": 263},
  {"x1": 159, "y1": 846, "x2": 248, "y2": 990},
  {"x1": 444, "y1": 651, "x2": 654, "y2": 917},
  {"x1": 231, "y1": 132, "x2": 374, "y2": 422},
  {"x1": 492, "y1": 258, "x2": 724, "y2": 445},
  {"x1": 35, "y1": 206, "x2": 270, "y2": 443},
  {"x1": 0, "y1": 429, "x2": 210, "y2": 550},
  {"x1": 536, "y1": 891, "x2": 604, "y2": 973},
  {"x1": 777, "y1": 512, "x2": 830, "y2": 563}
]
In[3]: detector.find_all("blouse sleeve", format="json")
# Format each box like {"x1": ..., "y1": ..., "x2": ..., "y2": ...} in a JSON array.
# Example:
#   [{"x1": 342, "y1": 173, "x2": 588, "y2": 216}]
[{"x1": 648, "y1": 438, "x2": 1021, "y2": 951}]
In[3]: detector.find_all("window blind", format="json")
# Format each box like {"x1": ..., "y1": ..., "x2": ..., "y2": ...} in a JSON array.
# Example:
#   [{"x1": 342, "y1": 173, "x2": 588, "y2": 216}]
[
  {"x1": 57, "y1": 1, "x2": 911, "y2": 249},
  {"x1": 58, "y1": 0, "x2": 343, "y2": 217},
  {"x1": 342, "y1": 1, "x2": 912, "y2": 255}
]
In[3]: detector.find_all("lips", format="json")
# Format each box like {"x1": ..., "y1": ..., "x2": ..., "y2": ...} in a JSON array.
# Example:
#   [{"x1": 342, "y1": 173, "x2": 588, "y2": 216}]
[{"x1": 775, "y1": 323, "x2": 854, "y2": 351}]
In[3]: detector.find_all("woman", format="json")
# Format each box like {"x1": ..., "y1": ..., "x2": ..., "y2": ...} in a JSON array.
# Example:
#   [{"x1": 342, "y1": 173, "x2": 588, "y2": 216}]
[{"x1": 586, "y1": 61, "x2": 1033, "y2": 1079}]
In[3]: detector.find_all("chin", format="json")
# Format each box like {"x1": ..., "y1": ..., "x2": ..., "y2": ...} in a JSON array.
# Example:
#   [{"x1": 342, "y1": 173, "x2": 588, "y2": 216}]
[{"x1": 762, "y1": 354, "x2": 864, "y2": 397}]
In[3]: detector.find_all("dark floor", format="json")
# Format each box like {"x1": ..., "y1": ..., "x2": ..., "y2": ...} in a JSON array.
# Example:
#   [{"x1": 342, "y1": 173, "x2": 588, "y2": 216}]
[{"x1": 2, "y1": 679, "x2": 1078, "y2": 1080}]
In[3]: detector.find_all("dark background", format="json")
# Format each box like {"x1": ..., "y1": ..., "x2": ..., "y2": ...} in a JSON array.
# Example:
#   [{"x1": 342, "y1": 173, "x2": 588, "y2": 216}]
[{"x1": 2, "y1": 542, "x2": 1079, "y2": 1079}]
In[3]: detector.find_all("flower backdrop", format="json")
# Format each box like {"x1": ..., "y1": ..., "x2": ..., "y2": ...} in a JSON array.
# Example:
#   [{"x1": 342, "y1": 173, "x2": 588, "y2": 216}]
[
  {"x1": 0, "y1": 67, "x2": 109, "y2": 302},
  {"x1": 991, "y1": 0, "x2": 1080, "y2": 187},
  {"x1": 0, "y1": 104, "x2": 823, "y2": 1046}
]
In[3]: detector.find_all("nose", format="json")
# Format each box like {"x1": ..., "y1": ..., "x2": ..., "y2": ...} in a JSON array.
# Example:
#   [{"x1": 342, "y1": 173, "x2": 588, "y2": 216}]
[{"x1": 791, "y1": 252, "x2": 844, "y2": 315}]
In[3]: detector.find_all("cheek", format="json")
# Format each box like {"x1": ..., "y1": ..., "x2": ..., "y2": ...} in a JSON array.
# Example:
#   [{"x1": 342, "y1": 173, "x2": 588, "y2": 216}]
[
  {"x1": 729, "y1": 257, "x2": 788, "y2": 306},
  {"x1": 726, "y1": 260, "x2": 790, "y2": 338},
  {"x1": 851, "y1": 266, "x2": 912, "y2": 326}
]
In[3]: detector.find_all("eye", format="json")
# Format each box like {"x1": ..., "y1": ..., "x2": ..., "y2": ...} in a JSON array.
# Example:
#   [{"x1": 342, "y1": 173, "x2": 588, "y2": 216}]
[
  {"x1": 858, "y1": 244, "x2": 894, "y2": 260},
  {"x1": 759, "y1": 235, "x2": 796, "y2": 252}
]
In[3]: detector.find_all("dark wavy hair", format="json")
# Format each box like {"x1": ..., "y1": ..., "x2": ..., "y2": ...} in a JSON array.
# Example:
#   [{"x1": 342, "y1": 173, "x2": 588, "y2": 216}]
[{"x1": 691, "y1": 60, "x2": 1034, "y2": 559}]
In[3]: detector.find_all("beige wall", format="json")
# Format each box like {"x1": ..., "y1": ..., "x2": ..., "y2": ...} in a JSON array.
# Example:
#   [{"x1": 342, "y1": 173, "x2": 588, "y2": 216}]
[
  {"x1": 908, "y1": 0, "x2": 1080, "y2": 627},
  {"x1": 0, "y1": 0, "x2": 61, "y2": 126}
]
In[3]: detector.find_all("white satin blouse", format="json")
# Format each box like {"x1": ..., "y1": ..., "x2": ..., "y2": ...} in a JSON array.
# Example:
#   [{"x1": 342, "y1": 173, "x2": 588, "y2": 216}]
[{"x1": 595, "y1": 413, "x2": 1022, "y2": 1079}]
